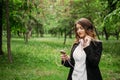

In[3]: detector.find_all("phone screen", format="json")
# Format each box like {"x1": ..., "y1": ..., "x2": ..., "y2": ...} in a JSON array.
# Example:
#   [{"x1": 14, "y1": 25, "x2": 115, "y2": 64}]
[{"x1": 60, "y1": 50, "x2": 66, "y2": 54}]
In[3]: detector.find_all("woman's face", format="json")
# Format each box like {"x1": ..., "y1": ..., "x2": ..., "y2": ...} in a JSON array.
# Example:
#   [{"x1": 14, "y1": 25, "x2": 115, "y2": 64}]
[{"x1": 76, "y1": 24, "x2": 86, "y2": 38}]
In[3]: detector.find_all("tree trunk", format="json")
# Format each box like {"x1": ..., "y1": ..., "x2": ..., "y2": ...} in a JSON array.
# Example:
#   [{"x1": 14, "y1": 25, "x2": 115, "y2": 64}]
[
  {"x1": 25, "y1": 32, "x2": 29, "y2": 43},
  {"x1": 94, "y1": 27, "x2": 100, "y2": 40},
  {"x1": 63, "y1": 28, "x2": 67, "y2": 45},
  {"x1": 115, "y1": 30, "x2": 119, "y2": 40},
  {"x1": 25, "y1": 28, "x2": 32, "y2": 43},
  {"x1": 6, "y1": 0, "x2": 12, "y2": 63},
  {"x1": 17, "y1": 31, "x2": 21, "y2": 37},
  {"x1": 103, "y1": 27, "x2": 109, "y2": 40},
  {"x1": 0, "y1": 0, "x2": 3, "y2": 55},
  {"x1": 68, "y1": 31, "x2": 72, "y2": 38}
]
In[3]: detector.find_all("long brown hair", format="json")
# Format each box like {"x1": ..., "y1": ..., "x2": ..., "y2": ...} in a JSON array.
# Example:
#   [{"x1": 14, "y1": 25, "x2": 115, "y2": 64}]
[{"x1": 74, "y1": 18, "x2": 96, "y2": 43}]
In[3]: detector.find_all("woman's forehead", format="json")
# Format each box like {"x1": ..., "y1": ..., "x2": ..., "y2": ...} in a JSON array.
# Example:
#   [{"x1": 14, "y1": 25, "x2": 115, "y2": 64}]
[{"x1": 76, "y1": 24, "x2": 83, "y2": 28}]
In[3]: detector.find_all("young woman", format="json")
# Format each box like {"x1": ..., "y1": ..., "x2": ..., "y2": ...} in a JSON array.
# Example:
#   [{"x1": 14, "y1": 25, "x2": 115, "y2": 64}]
[{"x1": 61, "y1": 18, "x2": 103, "y2": 80}]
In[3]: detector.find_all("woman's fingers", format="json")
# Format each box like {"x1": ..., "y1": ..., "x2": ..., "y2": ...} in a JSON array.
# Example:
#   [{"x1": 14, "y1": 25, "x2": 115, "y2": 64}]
[{"x1": 61, "y1": 54, "x2": 69, "y2": 61}]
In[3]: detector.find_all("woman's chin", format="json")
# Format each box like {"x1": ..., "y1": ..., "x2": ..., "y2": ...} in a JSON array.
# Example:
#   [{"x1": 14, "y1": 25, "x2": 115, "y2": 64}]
[{"x1": 79, "y1": 36, "x2": 85, "y2": 39}]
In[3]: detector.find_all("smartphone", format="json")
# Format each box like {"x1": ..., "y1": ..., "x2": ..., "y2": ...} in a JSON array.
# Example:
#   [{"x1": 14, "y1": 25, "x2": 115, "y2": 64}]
[{"x1": 60, "y1": 50, "x2": 66, "y2": 54}]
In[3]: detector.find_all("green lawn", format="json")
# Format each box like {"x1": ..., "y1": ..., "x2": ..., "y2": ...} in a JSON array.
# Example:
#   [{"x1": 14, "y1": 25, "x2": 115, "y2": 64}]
[{"x1": 0, "y1": 37, "x2": 120, "y2": 80}]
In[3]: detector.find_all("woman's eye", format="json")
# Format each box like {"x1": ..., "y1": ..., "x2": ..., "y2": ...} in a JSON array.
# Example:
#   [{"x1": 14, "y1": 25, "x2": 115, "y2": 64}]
[
  {"x1": 76, "y1": 26, "x2": 84, "y2": 30},
  {"x1": 80, "y1": 27, "x2": 84, "y2": 29},
  {"x1": 78, "y1": 27, "x2": 83, "y2": 30}
]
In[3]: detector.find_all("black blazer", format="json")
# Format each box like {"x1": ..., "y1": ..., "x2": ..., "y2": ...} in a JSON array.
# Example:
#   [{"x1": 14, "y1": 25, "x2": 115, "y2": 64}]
[{"x1": 62, "y1": 41, "x2": 103, "y2": 80}]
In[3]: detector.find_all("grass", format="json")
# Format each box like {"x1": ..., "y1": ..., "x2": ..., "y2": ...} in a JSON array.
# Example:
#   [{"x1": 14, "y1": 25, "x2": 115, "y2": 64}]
[
  {"x1": 0, "y1": 36, "x2": 120, "y2": 80},
  {"x1": 100, "y1": 40, "x2": 120, "y2": 80}
]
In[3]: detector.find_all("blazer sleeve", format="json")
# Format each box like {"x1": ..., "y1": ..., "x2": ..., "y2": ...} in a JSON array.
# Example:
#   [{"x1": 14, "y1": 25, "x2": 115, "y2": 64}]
[
  {"x1": 61, "y1": 59, "x2": 74, "y2": 68},
  {"x1": 84, "y1": 41, "x2": 103, "y2": 67}
]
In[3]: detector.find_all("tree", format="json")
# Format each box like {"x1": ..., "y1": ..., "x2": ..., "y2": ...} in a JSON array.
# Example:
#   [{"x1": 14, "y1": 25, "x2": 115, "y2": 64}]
[
  {"x1": 103, "y1": 8, "x2": 120, "y2": 40},
  {"x1": 6, "y1": 0, "x2": 12, "y2": 63},
  {"x1": 101, "y1": 0, "x2": 120, "y2": 40},
  {"x1": 0, "y1": 0, "x2": 3, "y2": 55}
]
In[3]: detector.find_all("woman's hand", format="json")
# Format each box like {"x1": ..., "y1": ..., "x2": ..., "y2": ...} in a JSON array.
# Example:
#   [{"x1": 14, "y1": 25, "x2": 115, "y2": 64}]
[
  {"x1": 61, "y1": 53, "x2": 70, "y2": 61},
  {"x1": 83, "y1": 35, "x2": 92, "y2": 48}
]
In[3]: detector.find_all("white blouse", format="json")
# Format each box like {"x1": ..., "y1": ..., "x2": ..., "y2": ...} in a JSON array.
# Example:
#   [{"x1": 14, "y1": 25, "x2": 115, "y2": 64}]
[{"x1": 72, "y1": 39, "x2": 87, "y2": 80}]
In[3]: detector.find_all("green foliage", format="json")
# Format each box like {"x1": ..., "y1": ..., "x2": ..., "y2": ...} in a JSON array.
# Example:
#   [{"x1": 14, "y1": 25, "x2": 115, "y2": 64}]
[
  {"x1": 69, "y1": 0, "x2": 105, "y2": 33},
  {"x1": 70, "y1": 0, "x2": 103, "y2": 20},
  {"x1": 103, "y1": 8, "x2": 120, "y2": 33},
  {"x1": 2, "y1": 0, "x2": 45, "y2": 37},
  {"x1": 0, "y1": 37, "x2": 120, "y2": 80},
  {"x1": 2, "y1": 0, "x2": 120, "y2": 39}
]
